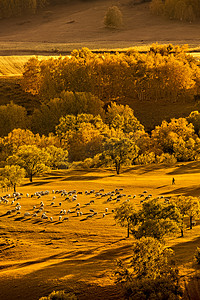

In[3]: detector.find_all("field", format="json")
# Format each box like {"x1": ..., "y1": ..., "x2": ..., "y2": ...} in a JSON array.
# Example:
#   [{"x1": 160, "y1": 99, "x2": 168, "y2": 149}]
[{"x1": 0, "y1": 163, "x2": 200, "y2": 299}]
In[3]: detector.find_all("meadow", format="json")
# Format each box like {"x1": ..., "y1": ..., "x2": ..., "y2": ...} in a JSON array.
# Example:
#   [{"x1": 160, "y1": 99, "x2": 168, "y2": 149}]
[{"x1": 0, "y1": 163, "x2": 200, "y2": 299}]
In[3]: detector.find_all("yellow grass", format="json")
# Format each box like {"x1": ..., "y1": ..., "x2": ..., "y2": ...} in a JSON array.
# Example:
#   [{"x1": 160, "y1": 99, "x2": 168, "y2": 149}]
[
  {"x1": 0, "y1": 55, "x2": 61, "y2": 77},
  {"x1": 0, "y1": 163, "x2": 200, "y2": 299}
]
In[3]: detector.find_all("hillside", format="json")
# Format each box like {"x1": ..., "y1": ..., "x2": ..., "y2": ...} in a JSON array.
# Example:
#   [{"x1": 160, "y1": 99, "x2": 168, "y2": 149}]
[
  {"x1": 1, "y1": 0, "x2": 200, "y2": 55},
  {"x1": 0, "y1": 165, "x2": 200, "y2": 299}
]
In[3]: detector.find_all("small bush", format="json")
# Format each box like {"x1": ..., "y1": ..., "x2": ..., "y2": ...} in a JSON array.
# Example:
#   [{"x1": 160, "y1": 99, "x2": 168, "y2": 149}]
[
  {"x1": 104, "y1": 6, "x2": 123, "y2": 29},
  {"x1": 39, "y1": 290, "x2": 77, "y2": 300}
]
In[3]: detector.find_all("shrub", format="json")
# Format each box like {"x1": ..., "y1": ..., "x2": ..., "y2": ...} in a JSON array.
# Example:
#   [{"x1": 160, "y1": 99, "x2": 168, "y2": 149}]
[
  {"x1": 39, "y1": 290, "x2": 77, "y2": 300},
  {"x1": 104, "y1": 6, "x2": 123, "y2": 29}
]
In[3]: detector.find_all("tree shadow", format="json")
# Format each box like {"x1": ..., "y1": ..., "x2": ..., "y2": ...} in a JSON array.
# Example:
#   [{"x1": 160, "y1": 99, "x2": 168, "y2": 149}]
[
  {"x1": 167, "y1": 161, "x2": 200, "y2": 175},
  {"x1": 161, "y1": 186, "x2": 200, "y2": 197}
]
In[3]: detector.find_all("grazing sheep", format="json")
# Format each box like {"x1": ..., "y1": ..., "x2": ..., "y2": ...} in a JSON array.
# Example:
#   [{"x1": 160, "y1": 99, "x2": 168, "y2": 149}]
[
  {"x1": 63, "y1": 209, "x2": 66, "y2": 215},
  {"x1": 80, "y1": 212, "x2": 83, "y2": 216},
  {"x1": 50, "y1": 202, "x2": 54, "y2": 206},
  {"x1": 59, "y1": 202, "x2": 62, "y2": 206},
  {"x1": 59, "y1": 215, "x2": 62, "y2": 221},
  {"x1": 103, "y1": 213, "x2": 106, "y2": 218},
  {"x1": 76, "y1": 203, "x2": 80, "y2": 207},
  {"x1": 24, "y1": 212, "x2": 30, "y2": 217},
  {"x1": 50, "y1": 217, "x2": 53, "y2": 222},
  {"x1": 32, "y1": 213, "x2": 37, "y2": 217},
  {"x1": 77, "y1": 212, "x2": 80, "y2": 217},
  {"x1": 16, "y1": 211, "x2": 21, "y2": 215},
  {"x1": 67, "y1": 209, "x2": 71, "y2": 214},
  {"x1": 105, "y1": 208, "x2": 108, "y2": 212}
]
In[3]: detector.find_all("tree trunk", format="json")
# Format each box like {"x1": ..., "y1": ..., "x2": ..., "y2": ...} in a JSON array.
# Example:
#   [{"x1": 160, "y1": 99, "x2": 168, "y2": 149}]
[
  {"x1": 127, "y1": 223, "x2": 130, "y2": 238},
  {"x1": 115, "y1": 162, "x2": 120, "y2": 174},
  {"x1": 180, "y1": 228, "x2": 184, "y2": 237},
  {"x1": 30, "y1": 174, "x2": 33, "y2": 182},
  {"x1": 190, "y1": 216, "x2": 193, "y2": 229},
  {"x1": 13, "y1": 184, "x2": 16, "y2": 193}
]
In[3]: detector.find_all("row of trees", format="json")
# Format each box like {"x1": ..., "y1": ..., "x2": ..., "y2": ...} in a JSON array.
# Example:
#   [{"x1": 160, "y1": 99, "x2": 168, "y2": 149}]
[
  {"x1": 22, "y1": 45, "x2": 200, "y2": 104},
  {"x1": 1, "y1": 101, "x2": 200, "y2": 187},
  {"x1": 114, "y1": 195, "x2": 200, "y2": 298},
  {"x1": 115, "y1": 196, "x2": 200, "y2": 240},
  {"x1": 150, "y1": 0, "x2": 200, "y2": 22},
  {"x1": 0, "y1": 0, "x2": 47, "y2": 18}
]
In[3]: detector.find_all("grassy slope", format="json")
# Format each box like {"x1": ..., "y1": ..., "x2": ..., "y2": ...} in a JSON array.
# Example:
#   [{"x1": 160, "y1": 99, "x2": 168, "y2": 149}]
[{"x1": 0, "y1": 164, "x2": 200, "y2": 299}]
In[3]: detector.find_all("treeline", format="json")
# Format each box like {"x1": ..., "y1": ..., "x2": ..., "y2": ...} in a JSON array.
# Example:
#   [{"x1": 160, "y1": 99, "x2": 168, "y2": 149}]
[
  {"x1": 1, "y1": 99, "x2": 200, "y2": 173},
  {"x1": 0, "y1": 0, "x2": 100, "y2": 18},
  {"x1": 0, "y1": 0, "x2": 47, "y2": 18},
  {"x1": 150, "y1": 0, "x2": 200, "y2": 22},
  {"x1": 22, "y1": 45, "x2": 200, "y2": 105}
]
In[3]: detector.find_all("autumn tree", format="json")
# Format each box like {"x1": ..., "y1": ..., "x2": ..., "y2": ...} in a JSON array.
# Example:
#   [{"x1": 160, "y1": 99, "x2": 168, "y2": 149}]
[
  {"x1": 56, "y1": 114, "x2": 106, "y2": 161},
  {"x1": 187, "y1": 111, "x2": 200, "y2": 136},
  {"x1": 0, "y1": 102, "x2": 27, "y2": 137},
  {"x1": 116, "y1": 237, "x2": 182, "y2": 299},
  {"x1": 105, "y1": 102, "x2": 144, "y2": 134},
  {"x1": 151, "y1": 117, "x2": 200, "y2": 160},
  {"x1": 100, "y1": 137, "x2": 139, "y2": 174},
  {"x1": 46, "y1": 145, "x2": 68, "y2": 169},
  {"x1": 114, "y1": 202, "x2": 137, "y2": 238},
  {"x1": 172, "y1": 195, "x2": 200, "y2": 230},
  {"x1": 31, "y1": 92, "x2": 104, "y2": 135},
  {"x1": 104, "y1": 5, "x2": 123, "y2": 29},
  {"x1": 7, "y1": 145, "x2": 50, "y2": 182},
  {"x1": 133, "y1": 199, "x2": 181, "y2": 242},
  {"x1": 0, "y1": 165, "x2": 25, "y2": 192}
]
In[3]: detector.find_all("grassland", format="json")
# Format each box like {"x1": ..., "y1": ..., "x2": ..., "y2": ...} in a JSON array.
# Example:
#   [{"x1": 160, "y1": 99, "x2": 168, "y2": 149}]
[{"x1": 0, "y1": 163, "x2": 200, "y2": 299}]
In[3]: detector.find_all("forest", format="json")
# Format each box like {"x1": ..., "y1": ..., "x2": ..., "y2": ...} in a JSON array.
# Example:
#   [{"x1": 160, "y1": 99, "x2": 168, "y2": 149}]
[
  {"x1": 1, "y1": 0, "x2": 200, "y2": 21},
  {"x1": 1, "y1": 45, "x2": 200, "y2": 186}
]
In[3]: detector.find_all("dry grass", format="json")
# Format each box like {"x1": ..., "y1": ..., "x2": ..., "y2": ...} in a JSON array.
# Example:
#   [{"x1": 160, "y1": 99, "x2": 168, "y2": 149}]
[{"x1": 0, "y1": 163, "x2": 200, "y2": 299}]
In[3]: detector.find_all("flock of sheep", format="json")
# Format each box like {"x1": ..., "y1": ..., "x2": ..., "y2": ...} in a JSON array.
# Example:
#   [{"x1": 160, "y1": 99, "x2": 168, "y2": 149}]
[{"x1": 0, "y1": 188, "x2": 168, "y2": 224}]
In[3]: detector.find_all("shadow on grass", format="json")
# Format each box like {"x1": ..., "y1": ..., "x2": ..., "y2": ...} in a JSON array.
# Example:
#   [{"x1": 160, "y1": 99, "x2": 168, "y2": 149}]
[
  {"x1": 167, "y1": 161, "x2": 200, "y2": 175},
  {"x1": 161, "y1": 186, "x2": 200, "y2": 197},
  {"x1": 0, "y1": 240, "x2": 130, "y2": 300},
  {"x1": 171, "y1": 236, "x2": 200, "y2": 266}
]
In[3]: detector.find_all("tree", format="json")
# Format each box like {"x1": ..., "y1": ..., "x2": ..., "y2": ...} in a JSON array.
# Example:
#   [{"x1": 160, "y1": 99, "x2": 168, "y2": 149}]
[
  {"x1": 151, "y1": 117, "x2": 199, "y2": 160},
  {"x1": 46, "y1": 146, "x2": 68, "y2": 169},
  {"x1": 0, "y1": 102, "x2": 27, "y2": 137},
  {"x1": 105, "y1": 102, "x2": 144, "y2": 134},
  {"x1": 115, "y1": 237, "x2": 182, "y2": 299},
  {"x1": 101, "y1": 137, "x2": 139, "y2": 174},
  {"x1": 114, "y1": 202, "x2": 137, "y2": 238},
  {"x1": 172, "y1": 195, "x2": 200, "y2": 230},
  {"x1": 187, "y1": 111, "x2": 200, "y2": 136},
  {"x1": 7, "y1": 145, "x2": 50, "y2": 182},
  {"x1": 0, "y1": 165, "x2": 25, "y2": 192},
  {"x1": 133, "y1": 199, "x2": 181, "y2": 242},
  {"x1": 31, "y1": 92, "x2": 104, "y2": 135},
  {"x1": 104, "y1": 6, "x2": 123, "y2": 29}
]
